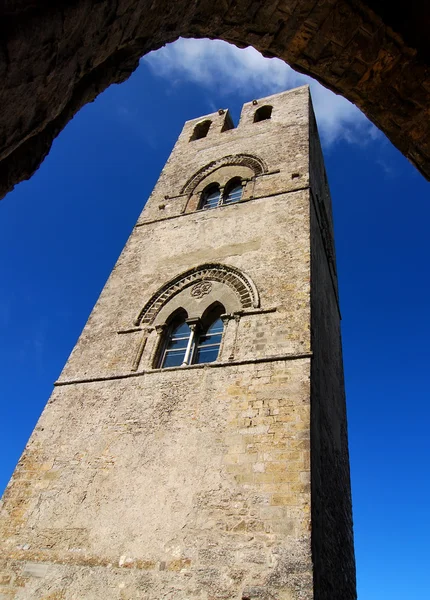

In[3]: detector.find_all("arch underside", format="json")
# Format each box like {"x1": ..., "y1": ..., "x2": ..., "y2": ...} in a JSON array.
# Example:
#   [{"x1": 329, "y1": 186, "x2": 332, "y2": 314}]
[
  {"x1": 136, "y1": 264, "x2": 259, "y2": 326},
  {"x1": 0, "y1": 0, "x2": 429, "y2": 201}
]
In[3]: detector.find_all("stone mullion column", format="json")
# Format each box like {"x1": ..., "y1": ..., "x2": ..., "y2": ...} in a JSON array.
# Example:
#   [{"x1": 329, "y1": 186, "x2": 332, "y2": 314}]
[
  {"x1": 218, "y1": 186, "x2": 225, "y2": 206},
  {"x1": 183, "y1": 317, "x2": 201, "y2": 365}
]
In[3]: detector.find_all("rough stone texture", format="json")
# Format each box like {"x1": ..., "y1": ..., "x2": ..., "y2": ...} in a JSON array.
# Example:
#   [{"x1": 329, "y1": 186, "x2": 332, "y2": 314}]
[
  {"x1": 308, "y1": 108, "x2": 356, "y2": 599},
  {"x1": 0, "y1": 0, "x2": 429, "y2": 201},
  {"x1": 0, "y1": 87, "x2": 355, "y2": 599}
]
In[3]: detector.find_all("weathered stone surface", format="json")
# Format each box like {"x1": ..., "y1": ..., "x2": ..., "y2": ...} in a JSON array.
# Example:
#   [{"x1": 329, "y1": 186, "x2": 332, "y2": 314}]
[
  {"x1": 0, "y1": 87, "x2": 355, "y2": 599},
  {"x1": 0, "y1": 0, "x2": 429, "y2": 200}
]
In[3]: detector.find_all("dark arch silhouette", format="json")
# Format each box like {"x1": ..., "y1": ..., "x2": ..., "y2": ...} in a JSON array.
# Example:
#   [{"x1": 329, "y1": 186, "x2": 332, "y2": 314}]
[
  {"x1": 254, "y1": 105, "x2": 273, "y2": 123},
  {"x1": 190, "y1": 120, "x2": 211, "y2": 141},
  {"x1": 0, "y1": 0, "x2": 429, "y2": 200}
]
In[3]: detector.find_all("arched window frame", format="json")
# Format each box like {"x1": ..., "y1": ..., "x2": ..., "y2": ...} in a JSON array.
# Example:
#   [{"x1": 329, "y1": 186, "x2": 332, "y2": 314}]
[
  {"x1": 156, "y1": 303, "x2": 225, "y2": 369},
  {"x1": 199, "y1": 183, "x2": 221, "y2": 210},
  {"x1": 222, "y1": 177, "x2": 243, "y2": 205},
  {"x1": 191, "y1": 303, "x2": 225, "y2": 365},
  {"x1": 157, "y1": 309, "x2": 191, "y2": 369},
  {"x1": 181, "y1": 153, "x2": 268, "y2": 196},
  {"x1": 132, "y1": 263, "x2": 260, "y2": 372},
  {"x1": 198, "y1": 178, "x2": 244, "y2": 211},
  {"x1": 136, "y1": 263, "x2": 259, "y2": 327}
]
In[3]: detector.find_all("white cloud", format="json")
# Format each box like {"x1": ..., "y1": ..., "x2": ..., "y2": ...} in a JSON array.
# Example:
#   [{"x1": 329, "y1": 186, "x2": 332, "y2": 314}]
[{"x1": 143, "y1": 38, "x2": 380, "y2": 147}]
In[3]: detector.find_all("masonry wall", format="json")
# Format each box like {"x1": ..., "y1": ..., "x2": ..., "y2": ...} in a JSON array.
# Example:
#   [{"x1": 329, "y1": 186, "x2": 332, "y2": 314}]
[
  {"x1": 0, "y1": 87, "x2": 355, "y2": 600},
  {"x1": 309, "y1": 105, "x2": 357, "y2": 600},
  {"x1": 1, "y1": 358, "x2": 314, "y2": 599}
]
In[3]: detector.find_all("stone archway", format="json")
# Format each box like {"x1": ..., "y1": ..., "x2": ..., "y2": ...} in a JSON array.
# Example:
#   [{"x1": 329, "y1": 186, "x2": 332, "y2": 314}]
[
  {"x1": 135, "y1": 263, "x2": 260, "y2": 326},
  {"x1": 1, "y1": 0, "x2": 429, "y2": 200}
]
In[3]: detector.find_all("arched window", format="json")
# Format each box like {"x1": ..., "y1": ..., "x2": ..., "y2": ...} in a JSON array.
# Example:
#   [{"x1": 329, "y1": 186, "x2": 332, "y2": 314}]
[
  {"x1": 193, "y1": 305, "x2": 225, "y2": 364},
  {"x1": 223, "y1": 178, "x2": 243, "y2": 204},
  {"x1": 200, "y1": 184, "x2": 221, "y2": 209},
  {"x1": 254, "y1": 105, "x2": 272, "y2": 122},
  {"x1": 158, "y1": 304, "x2": 225, "y2": 368},
  {"x1": 159, "y1": 311, "x2": 192, "y2": 368},
  {"x1": 190, "y1": 120, "x2": 211, "y2": 141}
]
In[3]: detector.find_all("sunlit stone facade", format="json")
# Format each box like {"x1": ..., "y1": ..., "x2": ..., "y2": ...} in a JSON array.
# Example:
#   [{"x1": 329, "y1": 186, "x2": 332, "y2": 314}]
[{"x1": 0, "y1": 86, "x2": 356, "y2": 600}]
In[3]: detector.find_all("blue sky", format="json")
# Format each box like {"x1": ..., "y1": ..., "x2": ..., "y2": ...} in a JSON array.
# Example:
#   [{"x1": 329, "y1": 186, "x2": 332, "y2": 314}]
[{"x1": 1, "y1": 39, "x2": 429, "y2": 598}]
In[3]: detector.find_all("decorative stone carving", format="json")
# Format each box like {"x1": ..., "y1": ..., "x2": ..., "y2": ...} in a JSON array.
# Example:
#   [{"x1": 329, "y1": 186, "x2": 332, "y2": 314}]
[{"x1": 190, "y1": 281, "x2": 212, "y2": 298}]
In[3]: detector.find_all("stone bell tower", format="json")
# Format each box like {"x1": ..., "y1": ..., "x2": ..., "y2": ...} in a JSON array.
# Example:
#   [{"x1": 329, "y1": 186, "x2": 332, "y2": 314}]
[{"x1": 0, "y1": 86, "x2": 356, "y2": 599}]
